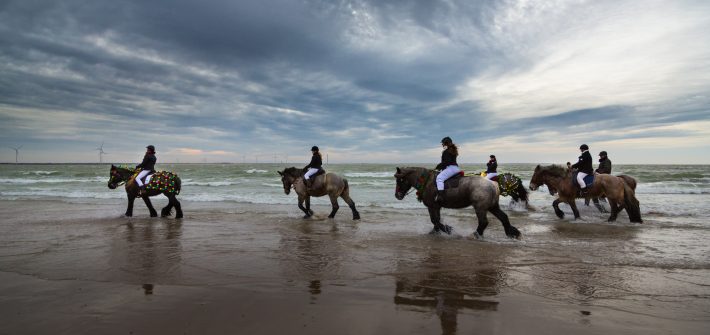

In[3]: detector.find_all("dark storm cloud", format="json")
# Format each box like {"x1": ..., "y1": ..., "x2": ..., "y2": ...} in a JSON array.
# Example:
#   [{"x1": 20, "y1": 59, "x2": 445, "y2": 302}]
[{"x1": 1, "y1": 0, "x2": 709, "y2": 162}]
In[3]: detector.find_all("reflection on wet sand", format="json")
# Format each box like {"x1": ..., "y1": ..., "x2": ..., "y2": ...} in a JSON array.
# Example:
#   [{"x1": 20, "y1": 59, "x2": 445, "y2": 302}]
[
  {"x1": 394, "y1": 243, "x2": 507, "y2": 335},
  {"x1": 277, "y1": 221, "x2": 353, "y2": 303},
  {"x1": 116, "y1": 221, "x2": 183, "y2": 294}
]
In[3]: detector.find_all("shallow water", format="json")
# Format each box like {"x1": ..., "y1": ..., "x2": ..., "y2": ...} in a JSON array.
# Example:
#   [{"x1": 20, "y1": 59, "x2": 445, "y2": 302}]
[{"x1": 1, "y1": 164, "x2": 709, "y2": 334}]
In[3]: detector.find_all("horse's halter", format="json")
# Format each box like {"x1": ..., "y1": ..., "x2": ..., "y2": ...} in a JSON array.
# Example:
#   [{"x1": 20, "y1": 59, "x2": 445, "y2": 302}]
[
  {"x1": 394, "y1": 174, "x2": 415, "y2": 200},
  {"x1": 109, "y1": 169, "x2": 128, "y2": 187}
]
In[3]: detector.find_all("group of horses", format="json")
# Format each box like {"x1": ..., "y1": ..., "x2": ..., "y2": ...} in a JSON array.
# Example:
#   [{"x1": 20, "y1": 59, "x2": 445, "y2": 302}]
[{"x1": 107, "y1": 163, "x2": 643, "y2": 239}]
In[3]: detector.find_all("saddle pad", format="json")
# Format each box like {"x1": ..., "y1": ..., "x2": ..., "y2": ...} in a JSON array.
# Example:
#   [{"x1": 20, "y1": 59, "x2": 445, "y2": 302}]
[
  {"x1": 444, "y1": 174, "x2": 463, "y2": 189},
  {"x1": 145, "y1": 171, "x2": 179, "y2": 193}
]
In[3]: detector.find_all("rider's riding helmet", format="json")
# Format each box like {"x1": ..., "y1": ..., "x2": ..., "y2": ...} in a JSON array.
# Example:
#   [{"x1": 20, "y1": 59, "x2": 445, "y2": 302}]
[
  {"x1": 599, "y1": 151, "x2": 607, "y2": 157},
  {"x1": 490, "y1": 154, "x2": 496, "y2": 159},
  {"x1": 441, "y1": 137, "x2": 453, "y2": 145},
  {"x1": 146, "y1": 145, "x2": 155, "y2": 153},
  {"x1": 311, "y1": 146, "x2": 319, "y2": 152},
  {"x1": 580, "y1": 144, "x2": 589, "y2": 151}
]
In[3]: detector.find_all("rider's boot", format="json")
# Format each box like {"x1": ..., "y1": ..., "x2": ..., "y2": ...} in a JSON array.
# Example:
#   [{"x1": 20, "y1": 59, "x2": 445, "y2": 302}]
[
  {"x1": 305, "y1": 178, "x2": 312, "y2": 190},
  {"x1": 435, "y1": 190, "x2": 446, "y2": 205}
]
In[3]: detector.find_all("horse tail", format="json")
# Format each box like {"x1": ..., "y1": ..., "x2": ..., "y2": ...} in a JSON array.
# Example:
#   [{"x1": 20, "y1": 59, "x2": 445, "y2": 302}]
[
  {"x1": 174, "y1": 176, "x2": 181, "y2": 195},
  {"x1": 618, "y1": 174, "x2": 637, "y2": 190},
  {"x1": 343, "y1": 178, "x2": 349, "y2": 195},
  {"x1": 623, "y1": 182, "x2": 642, "y2": 223},
  {"x1": 515, "y1": 177, "x2": 528, "y2": 204}
]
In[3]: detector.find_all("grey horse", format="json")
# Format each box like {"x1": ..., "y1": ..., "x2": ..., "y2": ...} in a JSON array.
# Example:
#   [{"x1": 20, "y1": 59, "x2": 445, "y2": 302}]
[
  {"x1": 279, "y1": 167, "x2": 360, "y2": 220},
  {"x1": 394, "y1": 167, "x2": 521, "y2": 239}
]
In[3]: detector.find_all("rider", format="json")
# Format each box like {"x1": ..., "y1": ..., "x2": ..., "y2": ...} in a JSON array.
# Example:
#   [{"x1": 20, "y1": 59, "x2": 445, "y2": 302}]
[
  {"x1": 135, "y1": 145, "x2": 156, "y2": 195},
  {"x1": 596, "y1": 151, "x2": 612, "y2": 174},
  {"x1": 435, "y1": 137, "x2": 461, "y2": 204},
  {"x1": 485, "y1": 154, "x2": 498, "y2": 180},
  {"x1": 303, "y1": 146, "x2": 323, "y2": 188},
  {"x1": 571, "y1": 144, "x2": 593, "y2": 195}
]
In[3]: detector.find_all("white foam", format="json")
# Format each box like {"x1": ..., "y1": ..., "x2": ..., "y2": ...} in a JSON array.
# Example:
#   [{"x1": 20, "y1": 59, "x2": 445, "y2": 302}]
[
  {"x1": 245, "y1": 169, "x2": 268, "y2": 174},
  {"x1": 0, "y1": 177, "x2": 105, "y2": 184},
  {"x1": 344, "y1": 172, "x2": 393, "y2": 178}
]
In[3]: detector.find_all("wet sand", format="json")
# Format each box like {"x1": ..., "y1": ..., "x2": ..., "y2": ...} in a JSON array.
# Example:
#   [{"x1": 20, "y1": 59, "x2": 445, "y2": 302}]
[{"x1": 0, "y1": 199, "x2": 708, "y2": 334}]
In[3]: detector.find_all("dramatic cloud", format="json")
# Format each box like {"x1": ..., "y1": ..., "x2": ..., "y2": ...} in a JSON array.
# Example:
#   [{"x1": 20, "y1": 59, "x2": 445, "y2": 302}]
[{"x1": 1, "y1": 0, "x2": 709, "y2": 163}]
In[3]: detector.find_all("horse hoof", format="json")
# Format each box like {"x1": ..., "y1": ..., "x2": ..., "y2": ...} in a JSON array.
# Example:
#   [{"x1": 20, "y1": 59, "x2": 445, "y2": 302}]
[
  {"x1": 443, "y1": 225, "x2": 453, "y2": 235},
  {"x1": 176, "y1": 214, "x2": 183, "y2": 219},
  {"x1": 470, "y1": 231, "x2": 483, "y2": 240},
  {"x1": 353, "y1": 214, "x2": 360, "y2": 220},
  {"x1": 124, "y1": 214, "x2": 132, "y2": 217},
  {"x1": 428, "y1": 228, "x2": 441, "y2": 235},
  {"x1": 150, "y1": 214, "x2": 158, "y2": 218},
  {"x1": 328, "y1": 215, "x2": 335, "y2": 219},
  {"x1": 303, "y1": 215, "x2": 311, "y2": 219}
]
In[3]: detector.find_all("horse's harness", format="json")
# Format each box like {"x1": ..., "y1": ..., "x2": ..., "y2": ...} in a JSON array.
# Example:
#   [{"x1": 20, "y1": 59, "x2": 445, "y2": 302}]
[{"x1": 397, "y1": 170, "x2": 431, "y2": 201}]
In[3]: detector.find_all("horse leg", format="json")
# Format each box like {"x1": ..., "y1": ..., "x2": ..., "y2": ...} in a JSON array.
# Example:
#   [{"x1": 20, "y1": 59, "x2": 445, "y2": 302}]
[
  {"x1": 584, "y1": 197, "x2": 591, "y2": 206},
  {"x1": 569, "y1": 201, "x2": 581, "y2": 220},
  {"x1": 607, "y1": 199, "x2": 620, "y2": 222},
  {"x1": 298, "y1": 195, "x2": 311, "y2": 218},
  {"x1": 552, "y1": 199, "x2": 564, "y2": 218},
  {"x1": 489, "y1": 204, "x2": 521, "y2": 239},
  {"x1": 473, "y1": 208, "x2": 489, "y2": 238},
  {"x1": 427, "y1": 207, "x2": 450, "y2": 235},
  {"x1": 305, "y1": 196, "x2": 314, "y2": 216},
  {"x1": 142, "y1": 196, "x2": 158, "y2": 217},
  {"x1": 126, "y1": 195, "x2": 136, "y2": 217},
  {"x1": 161, "y1": 195, "x2": 173, "y2": 217},
  {"x1": 593, "y1": 197, "x2": 608, "y2": 213},
  {"x1": 327, "y1": 194, "x2": 340, "y2": 218},
  {"x1": 340, "y1": 193, "x2": 360, "y2": 220},
  {"x1": 172, "y1": 194, "x2": 183, "y2": 219}
]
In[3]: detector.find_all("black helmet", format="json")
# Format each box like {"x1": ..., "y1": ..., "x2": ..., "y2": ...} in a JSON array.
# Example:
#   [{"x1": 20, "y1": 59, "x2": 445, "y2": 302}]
[
  {"x1": 146, "y1": 145, "x2": 155, "y2": 152},
  {"x1": 599, "y1": 151, "x2": 607, "y2": 156},
  {"x1": 490, "y1": 154, "x2": 496, "y2": 159},
  {"x1": 311, "y1": 146, "x2": 319, "y2": 152},
  {"x1": 441, "y1": 137, "x2": 453, "y2": 145},
  {"x1": 580, "y1": 144, "x2": 589, "y2": 151}
]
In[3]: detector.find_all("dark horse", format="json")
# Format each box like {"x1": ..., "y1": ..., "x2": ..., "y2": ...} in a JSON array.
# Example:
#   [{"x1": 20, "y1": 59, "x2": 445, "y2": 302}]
[
  {"x1": 529, "y1": 165, "x2": 642, "y2": 223},
  {"x1": 108, "y1": 165, "x2": 183, "y2": 218},
  {"x1": 278, "y1": 167, "x2": 360, "y2": 220},
  {"x1": 479, "y1": 172, "x2": 530, "y2": 209},
  {"x1": 394, "y1": 167, "x2": 521, "y2": 239}
]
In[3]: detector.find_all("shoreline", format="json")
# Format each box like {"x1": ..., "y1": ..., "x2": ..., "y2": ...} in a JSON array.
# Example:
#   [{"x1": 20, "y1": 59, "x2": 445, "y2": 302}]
[{"x1": 0, "y1": 200, "x2": 708, "y2": 334}]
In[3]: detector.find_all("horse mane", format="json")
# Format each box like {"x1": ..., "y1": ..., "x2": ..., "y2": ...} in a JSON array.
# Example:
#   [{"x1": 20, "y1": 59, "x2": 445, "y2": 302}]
[
  {"x1": 282, "y1": 167, "x2": 302, "y2": 178},
  {"x1": 541, "y1": 164, "x2": 568, "y2": 178}
]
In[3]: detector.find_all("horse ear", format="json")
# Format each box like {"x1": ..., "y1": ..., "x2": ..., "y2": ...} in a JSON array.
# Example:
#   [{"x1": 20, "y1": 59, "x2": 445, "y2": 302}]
[
  {"x1": 535, "y1": 164, "x2": 540, "y2": 170},
  {"x1": 396, "y1": 167, "x2": 401, "y2": 173},
  {"x1": 278, "y1": 171, "x2": 283, "y2": 176},
  {"x1": 111, "y1": 164, "x2": 116, "y2": 170}
]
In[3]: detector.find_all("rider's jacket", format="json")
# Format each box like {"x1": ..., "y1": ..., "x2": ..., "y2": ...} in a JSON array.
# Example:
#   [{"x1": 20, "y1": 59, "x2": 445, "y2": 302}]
[
  {"x1": 596, "y1": 157, "x2": 612, "y2": 174},
  {"x1": 435, "y1": 148, "x2": 458, "y2": 170},
  {"x1": 572, "y1": 150, "x2": 593, "y2": 175},
  {"x1": 486, "y1": 159, "x2": 497, "y2": 173},
  {"x1": 136, "y1": 153, "x2": 156, "y2": 172},
  {"x1": 304, "y1": 153, "x2": 322, "y2": 170}
]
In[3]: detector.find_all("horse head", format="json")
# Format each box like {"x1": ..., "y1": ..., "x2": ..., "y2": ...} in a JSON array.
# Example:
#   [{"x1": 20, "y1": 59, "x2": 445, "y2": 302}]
[
  {"x1": 529, "y1": 165, "x2": 543, "y2": 191},
  {"x1": 529, "y1": 164, "x2": 566, "y2": 194},
  {"x1": 278, "y1": 167, "x2": 300, "y2": 195},
  {"x1": 108, "y1": 165, "x2": 133, "y2": 189},
  {"x1": 394, "y1": 167, "x2": 415, "y2": 200}
]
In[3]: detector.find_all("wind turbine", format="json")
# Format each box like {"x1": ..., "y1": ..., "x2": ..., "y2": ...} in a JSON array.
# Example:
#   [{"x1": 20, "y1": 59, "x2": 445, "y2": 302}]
[
  {"x1": 96, "y1": 142, "x2": 108, "y2": 163},
  {"x1": 9, "y1": 145, "x2": 22, "y2": 163}
]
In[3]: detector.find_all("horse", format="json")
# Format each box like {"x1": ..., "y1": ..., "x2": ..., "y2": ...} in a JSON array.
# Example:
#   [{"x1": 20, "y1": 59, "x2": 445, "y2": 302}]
[
  {"x1": 584, "y1": 174, "x2": 638, "y2": 212},
  {"x1": 278, "y1": 167, "x2": 360, "y2": 220},
  {"x1": 107, "y1": 165, "x2": 183, "y2": 218},
  {"x1": 477, "y1": 172, "x2": 530, "y2": 209},
  {"x1": 394, "y1": 167, "x2": 521, "y2": 239},
  {"x1": 529, "y1": 165, "x2": 642, "y2": 223}
]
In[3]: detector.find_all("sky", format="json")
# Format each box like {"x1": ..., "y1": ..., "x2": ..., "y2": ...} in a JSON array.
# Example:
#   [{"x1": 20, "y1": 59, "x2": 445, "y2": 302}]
[{"x1": 1, "y1": 0, "x2": 709, "y2": 164}]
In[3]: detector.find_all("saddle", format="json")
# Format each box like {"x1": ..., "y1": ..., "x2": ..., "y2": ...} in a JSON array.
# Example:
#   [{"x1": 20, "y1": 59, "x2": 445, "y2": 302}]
[
  {"x1": 305, "y1": 169, "x2": 326, "y2": 190},
  {"x1": 443, "y1": 172, "x2": 465, "y2": 190},
  {"x1": 572, "y1": 171, "x2": 595, "y2": 188}
]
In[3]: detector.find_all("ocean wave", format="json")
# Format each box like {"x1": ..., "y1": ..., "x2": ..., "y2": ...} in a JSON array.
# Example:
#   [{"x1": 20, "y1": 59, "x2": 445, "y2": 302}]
[
  {"x1": 245, "y1": 169, "x2": 268, "y2": 174},
  {"x1": 0, "y1": 177, "x2": 105, "y2": 184},
  {"x1": 0, "y1": 190, "x2": 123, "y2": 199},
  {"x1": 344, "y1": 172, "x2": 393, "y2": 178},
  {"x1": 21, "y1": 170, "x2": 59, "y2": 176},
  {"x1": 182, "y1": 181, "x2": 238, "y2": 186}
]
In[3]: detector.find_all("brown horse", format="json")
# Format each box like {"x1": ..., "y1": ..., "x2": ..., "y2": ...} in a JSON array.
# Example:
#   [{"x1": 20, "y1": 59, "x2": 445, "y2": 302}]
[
  {"x1": 394, "y1": 167, "x2": 521, "y2": 239},
  {"x1": 584, "y1": 174, "x2": 638, "y2": 212},
  {"x1": 278, "y1": 167, "x2": 360, "y2": 220},
  {"x1": 529, "y1": 165, "x2": 642, "y2": 223},
  {"x1": 108, "y1": 165, "x2": 183, "y2": 218}
]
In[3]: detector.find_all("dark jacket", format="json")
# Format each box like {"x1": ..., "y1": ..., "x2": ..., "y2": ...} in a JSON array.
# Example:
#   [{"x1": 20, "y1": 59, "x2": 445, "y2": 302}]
[
  {"x1": 136, "y1": 153, "x2": 156, "y2": 172},
  {"x1": 304, "y1": 153, "x2": 322, "y2": 170},
  {"x1": 435, "y1": 148, "x2": 458, "y2": 170},
  {"x1": 596, "y1": 157, "x2": 612, "y2": 174},
  {"x1": 486, "y1": 159, "x2": 497, "y2": 173},
  {"x1": 571, "y1": 150, "x2": 593, "y2": 175}
]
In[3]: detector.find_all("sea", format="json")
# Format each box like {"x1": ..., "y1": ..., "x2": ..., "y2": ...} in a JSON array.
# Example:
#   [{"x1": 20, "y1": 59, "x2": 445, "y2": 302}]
[{"x1": 1, "y1": 163, "x2": 708, "y2": 214}]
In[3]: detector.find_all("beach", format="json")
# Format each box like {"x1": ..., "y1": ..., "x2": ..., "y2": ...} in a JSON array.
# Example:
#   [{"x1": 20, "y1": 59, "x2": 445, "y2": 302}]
[{"x1": 1, "y1": 164, "x2": 709, "y2": 334}]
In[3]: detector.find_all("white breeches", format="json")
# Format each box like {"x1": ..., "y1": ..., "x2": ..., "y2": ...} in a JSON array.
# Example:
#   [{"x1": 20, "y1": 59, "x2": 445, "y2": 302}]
[
  {"x1": 436, "y1": 165, "x2": 461, "y2": 190},
  {"x1": 577, "y1": 171, "x2": 588, "y2": 189},
  {"x1": 304, "y1": 168, "x2": 319, "y2": 180},
  {"x1": 136, "y1": 170, "x2": 151, "y2": 187},
  {"x1": 486, "y1": 172, "x2": 498, "y2": 180}
]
